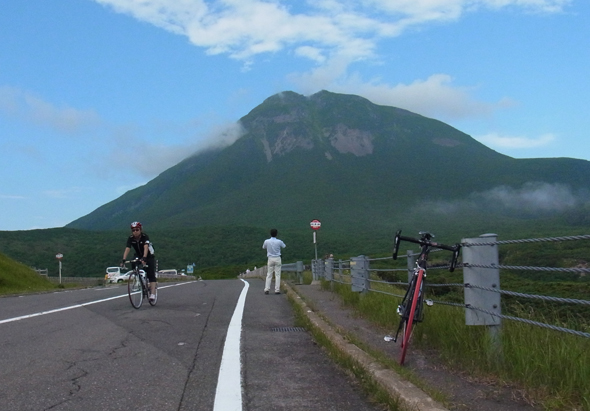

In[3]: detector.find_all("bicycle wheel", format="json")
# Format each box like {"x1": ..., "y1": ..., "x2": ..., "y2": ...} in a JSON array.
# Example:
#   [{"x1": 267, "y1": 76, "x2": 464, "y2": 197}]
[
  {"x1": 399, "y1": 269, "x2": 424, "y2": 365},
  {"x1": 148, "y1": 282, "x2": 158, "y2": 306},
  {"x1": 128, "y1": 271, "x2": 143, "y2": 309}
]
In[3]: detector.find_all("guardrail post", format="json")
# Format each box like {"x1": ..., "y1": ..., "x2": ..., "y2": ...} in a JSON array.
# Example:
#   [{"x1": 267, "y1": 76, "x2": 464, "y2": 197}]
[
  {"x1": 325, "y1": 257, "x2": 334, "y2": 291},
  {"x1": 462, "y1": 233, "x2": 502, "y2": 358},
  {"x1": 406, "y1": 250, "x2": 416, "y2": 283},
  {"x1": 351, "y1": 255, "x2": 369, "y2": 294},
  {"x1": 325, "y1": 258, "x2": 333, "y2": 281},
  {"x1": 311, "y1": 259, "x2": 324, "y2": 285},
  {"x1": 296, "y1": 260, "x2": 304, "y2": 284}
]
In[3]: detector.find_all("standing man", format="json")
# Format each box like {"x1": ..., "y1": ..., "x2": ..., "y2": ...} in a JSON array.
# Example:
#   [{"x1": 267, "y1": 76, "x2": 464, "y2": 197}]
[
  {"x1": 262, "y1": 228, "x2": 286, "y2": 294},
  {"x1": 121, "y1": 221, "x2": 157, "y2": 302}
]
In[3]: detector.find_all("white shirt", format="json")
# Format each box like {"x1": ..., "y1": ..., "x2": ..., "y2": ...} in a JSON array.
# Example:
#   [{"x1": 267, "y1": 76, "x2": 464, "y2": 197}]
[{"x1": 262, "y1": 237, "x2": 286, "y2": 257}]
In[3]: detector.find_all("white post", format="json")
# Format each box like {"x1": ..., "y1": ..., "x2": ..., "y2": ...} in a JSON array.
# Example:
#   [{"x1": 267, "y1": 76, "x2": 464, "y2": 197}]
[
  {"x1": 462, "y1": 233, "x2": 502, "y2": 359},
  {"x1": 313, "y1": 231, "x2": 318, "y2": 260}
]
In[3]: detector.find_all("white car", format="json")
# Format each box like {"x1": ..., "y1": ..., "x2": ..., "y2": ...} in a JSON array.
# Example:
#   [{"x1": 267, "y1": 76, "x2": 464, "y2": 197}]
[
  {"x1": 158, "y1": 269, "x2": 177, "y2": 276},
  {"x1": 108, "y1": 270, "x2": 145, "y2": 283}
]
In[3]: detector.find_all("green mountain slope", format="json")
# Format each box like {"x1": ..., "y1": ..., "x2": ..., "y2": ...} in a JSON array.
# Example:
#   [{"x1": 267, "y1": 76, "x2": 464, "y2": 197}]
[
  {"x1": 0, "y1": 251, "x2": 54, "y2": 294},
  {"x1": 66, "y1": 90, "x2": 590, "y2": 234}
]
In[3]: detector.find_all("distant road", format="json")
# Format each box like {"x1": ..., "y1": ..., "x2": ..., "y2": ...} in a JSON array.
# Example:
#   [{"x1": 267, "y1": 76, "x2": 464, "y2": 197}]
[{"x1": 0, "y1": 279, "x2": 382, "y2": 411}]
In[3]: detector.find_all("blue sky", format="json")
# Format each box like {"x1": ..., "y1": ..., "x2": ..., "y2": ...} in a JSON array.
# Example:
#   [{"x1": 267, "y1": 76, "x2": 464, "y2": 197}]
[{"x1": 1, "y1": 0, "x2": 588, "y2": 231}]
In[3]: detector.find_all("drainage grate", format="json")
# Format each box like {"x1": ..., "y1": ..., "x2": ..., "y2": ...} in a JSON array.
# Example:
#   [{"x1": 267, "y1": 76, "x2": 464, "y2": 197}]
[{"x1": 271, "y1": 327, "x2": 306, "y2": 332}]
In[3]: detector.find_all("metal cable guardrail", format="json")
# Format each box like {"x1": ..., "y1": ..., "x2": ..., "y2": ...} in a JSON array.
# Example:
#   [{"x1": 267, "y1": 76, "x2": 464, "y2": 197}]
[
  {"x1": 463, "y1": 234, "x2": 590, "y2": 246},
  {"x1": 463, "y1": 262, "x2": 590, "y2": 274},
  {"x1": 315, "y1": 232, "x2": 590, "y2": 339},
  {"x1": 466, "y1": 305, "x2": 590, "y2": 338},
  {"x1": 465, "y1": 283, "x2": 590, "y2": 305}
]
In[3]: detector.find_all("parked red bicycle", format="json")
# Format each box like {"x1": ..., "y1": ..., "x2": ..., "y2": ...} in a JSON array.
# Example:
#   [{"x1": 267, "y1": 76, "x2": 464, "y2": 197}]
[{"x1": 391, "y1": 230, "x2": 461, "y2": 365}]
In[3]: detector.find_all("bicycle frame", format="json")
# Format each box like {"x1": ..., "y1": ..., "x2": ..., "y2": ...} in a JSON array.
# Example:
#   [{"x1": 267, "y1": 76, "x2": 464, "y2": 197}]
[
  {"x1": 125, "y1": 259, "x2": 157, "y2": 309},
  {"x1": 392, "y1": 230, "x2": 460, "y2": 365}
]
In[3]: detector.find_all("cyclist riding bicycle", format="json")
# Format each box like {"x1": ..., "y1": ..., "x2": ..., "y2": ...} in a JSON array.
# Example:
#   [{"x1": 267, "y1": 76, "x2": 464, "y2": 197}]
[{"x1": 121, "y1": 221, "x2": 157, "y2": 302}]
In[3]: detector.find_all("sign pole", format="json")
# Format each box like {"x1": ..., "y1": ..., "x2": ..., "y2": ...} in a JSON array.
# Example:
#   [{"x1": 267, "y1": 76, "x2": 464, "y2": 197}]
[
  {"x1": 313, "y1": 231, "x2": 318, "y2": 260},
  {"x1": 310, "y1": 219, "x2": 321, "y2": 261},
  {"x1": 56, "y1": 253, "x2": 63, "y2": 284}
]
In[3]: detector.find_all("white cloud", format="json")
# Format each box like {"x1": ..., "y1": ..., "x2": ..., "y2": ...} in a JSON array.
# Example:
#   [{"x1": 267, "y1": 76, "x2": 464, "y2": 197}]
[
  {"x1": 94, "y1": 0, "x2": 570, "y2": 61},
  {"x1": 295, "y1": 46, "x2": 327, "y2": 63},
  {"x1": 93, "y1": 0, "x2": 568, "y2": 121},
  {"x1": 0, "y1": 86, "x2": 101, "y2": 134},
  {"x1": 338, "y1": 74, "x2": 496, "y2": 120},
  {"x1": 0, "y1": 195, "x2": 26, "y2": 200},
  {"x1": 424, "y1": 181, "x2": 582, "y2": 215},
  {"x1": 106, "y1": 121, "x2": 247, "y2": 178},
  {"x1": 481, "y1": 182, "x2": 577, "y2": 211},
  {"x1": 290, "y1": 72, "x2": 504, "y2": 120},
  {"x1": 476, "y1": 132, "x2": 555, "y2": 148},
  {"x1": 42, "y1": 187, "x2": 87, "y2": 199}
]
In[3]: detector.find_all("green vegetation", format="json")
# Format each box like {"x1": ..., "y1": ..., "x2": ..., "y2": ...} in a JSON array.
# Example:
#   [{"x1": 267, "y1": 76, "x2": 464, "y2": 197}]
[
  {"x1": 1, "y1": 88, "x2": 589, "y2": 407},
  {"x1": 289, "y1": 281, "x2": 406, "y2": 411},
  {"x1": 322, "y1": 268, "x2": 590, "y2": 410},
  {"x1": 0, "y1": 252, "x2": 56, "y2": 295},
  {"x1": 3, "y1": 218, "x2": 590, "y2": 283},
  {"x1": 63, "y1": 90, "x2": 590, "y2": 234}
]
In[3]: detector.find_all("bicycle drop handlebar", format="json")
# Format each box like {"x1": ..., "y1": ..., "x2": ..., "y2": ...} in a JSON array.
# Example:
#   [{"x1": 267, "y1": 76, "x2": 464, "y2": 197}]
[
  {"x1": 392, "y1": 230, "x2": 461, "y2": 272},
  {"x1": 122, "y1": 258, "x2": 148, "y2": 267}
]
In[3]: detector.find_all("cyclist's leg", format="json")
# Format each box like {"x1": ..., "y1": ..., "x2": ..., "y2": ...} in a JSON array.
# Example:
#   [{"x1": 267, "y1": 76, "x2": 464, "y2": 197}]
[{"x1": 145, "y1": 259, "x2": 157, "y2": 301}]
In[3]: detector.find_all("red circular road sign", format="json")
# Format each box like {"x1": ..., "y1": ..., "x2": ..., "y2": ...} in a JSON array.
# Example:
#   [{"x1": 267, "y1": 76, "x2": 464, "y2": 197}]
[
  {"x1": 56, "y1": 253, "x2": 63, "y2": 260},
  {"x1": 310, "y1": 219, "x2": 321, "y2": 230}
]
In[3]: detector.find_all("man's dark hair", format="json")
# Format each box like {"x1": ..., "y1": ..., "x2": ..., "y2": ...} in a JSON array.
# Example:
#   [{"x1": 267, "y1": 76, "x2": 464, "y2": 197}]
[{"x1": 270, "y1": 228, "x2": 278, "y2": 237}]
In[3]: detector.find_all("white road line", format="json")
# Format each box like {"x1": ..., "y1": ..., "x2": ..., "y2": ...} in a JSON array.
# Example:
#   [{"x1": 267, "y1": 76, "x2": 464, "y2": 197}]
[
  {"x1": 214, "y1": 279, "x2": 249, "y2": 411},
  {"x1": 0, "y1": 282, "x2": 195, "y2": 325}
]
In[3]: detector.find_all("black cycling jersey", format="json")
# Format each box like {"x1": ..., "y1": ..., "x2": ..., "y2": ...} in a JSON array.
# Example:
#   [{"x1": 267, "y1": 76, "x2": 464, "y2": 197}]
[
  {"x1": 126, "y1": 232, "x2": 154, "y2": 259},
  {"x1": 126, "y1": 232, "x2": 156, "y2": 282}
]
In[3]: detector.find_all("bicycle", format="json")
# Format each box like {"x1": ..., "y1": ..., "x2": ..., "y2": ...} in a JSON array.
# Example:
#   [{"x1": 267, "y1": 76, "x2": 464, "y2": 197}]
[
  {"x1": 391, "y1": 230, "x2": 461, "y2": 365},
  {"x1": 124, "y1": 258, "x2": 157, "y2": 309}
]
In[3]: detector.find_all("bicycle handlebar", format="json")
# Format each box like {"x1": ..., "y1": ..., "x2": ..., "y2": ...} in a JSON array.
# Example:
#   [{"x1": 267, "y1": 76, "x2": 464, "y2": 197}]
[
  {"x1": 121, "y1": 258, "x2": 148, "y2": 267},
  {"x1": 392, "y1": 230, "x2": 461, "y2": 272}
]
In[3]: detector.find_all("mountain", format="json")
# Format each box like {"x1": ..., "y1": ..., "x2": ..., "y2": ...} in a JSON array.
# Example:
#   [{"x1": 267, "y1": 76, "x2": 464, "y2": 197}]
[{"x1": 67, "y1": 90, "x2": 590, "y2": 235}]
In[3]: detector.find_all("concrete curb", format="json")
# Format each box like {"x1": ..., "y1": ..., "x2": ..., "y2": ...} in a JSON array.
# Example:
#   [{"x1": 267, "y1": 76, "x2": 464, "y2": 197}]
[{"x1": 284, "y1": 281, "x2": 448, "y2": 411}]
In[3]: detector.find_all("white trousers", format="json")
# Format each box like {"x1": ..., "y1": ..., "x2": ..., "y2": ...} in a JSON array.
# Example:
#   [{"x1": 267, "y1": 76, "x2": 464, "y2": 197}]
[{"x1": 265, "y1": 256, "x2": 282, "y2": 292}]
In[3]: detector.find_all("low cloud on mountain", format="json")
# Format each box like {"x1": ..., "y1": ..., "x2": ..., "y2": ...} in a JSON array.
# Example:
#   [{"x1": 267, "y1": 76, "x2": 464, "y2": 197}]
[{"x1": 422, "y1": 182, "x2": 588, "y2": 215}]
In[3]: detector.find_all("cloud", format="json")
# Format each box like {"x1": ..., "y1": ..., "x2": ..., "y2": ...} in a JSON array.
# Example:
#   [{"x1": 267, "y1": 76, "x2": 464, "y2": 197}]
[
  {"x1": 0, "y1": 86, "x2": 101, "y2": 134},
  {"x1": 106, "y1": 121, "x2": 247, "y2": 178},
  {"x1": 475, "y1": 132, "x2": 555, "y2": 148},
  {"x1": 480, "y1": 182, "x2": 578, "y2": 211},
  {"x1": 321, "y1": 73, "x2": 501, "y2": 120},
  {"x1": 423, "y1": 182, "x2": 583, "y2": 215},
  {"x1": 93, "y1": 0, "x2": 567, "y2": 121},
  {"x1": 94, "y1": 1, "x2": 570, "y2": 62},
  {"x1": 42, "y1": 187, "x2": 87, "y2": 199},
  {"x1": 0, "y1": 195, "x2": 26, "y2": 200}
]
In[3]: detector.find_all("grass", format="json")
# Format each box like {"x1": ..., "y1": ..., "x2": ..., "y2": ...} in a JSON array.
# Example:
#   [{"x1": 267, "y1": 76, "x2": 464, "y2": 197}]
[
  {"x1": 322, "y1": 274, "x2": 590, "y2": 410},
  {"x1": 0, "y1": 252, "x2": 59, "y2": 295},
  {"x1": 288, "y1": 285, "x2": 406, "y2": 411}
]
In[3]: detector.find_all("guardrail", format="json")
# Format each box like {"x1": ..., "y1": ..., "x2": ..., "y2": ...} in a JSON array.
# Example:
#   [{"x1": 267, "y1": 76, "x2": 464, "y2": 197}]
[
  {"x1": 241, "y1": 261, "x2": 305, "y2": 283},
  {"x1": 311, "y1": 233, "x2": 590, "y2": 341}
]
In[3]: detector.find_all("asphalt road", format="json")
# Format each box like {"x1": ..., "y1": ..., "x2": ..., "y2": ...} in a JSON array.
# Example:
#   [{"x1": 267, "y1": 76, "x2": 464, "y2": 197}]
[{"x1": 0, "y1": 279, "x2": 383, "y2": 411}]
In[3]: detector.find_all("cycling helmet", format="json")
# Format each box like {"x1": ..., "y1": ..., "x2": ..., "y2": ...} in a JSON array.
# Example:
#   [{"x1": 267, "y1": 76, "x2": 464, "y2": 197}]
[{"x1": 130, "y1": 221, "x2": 142, "y2": 230}]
